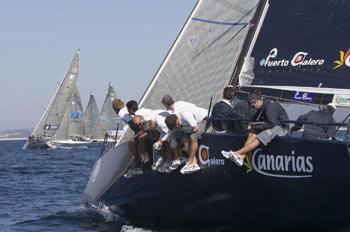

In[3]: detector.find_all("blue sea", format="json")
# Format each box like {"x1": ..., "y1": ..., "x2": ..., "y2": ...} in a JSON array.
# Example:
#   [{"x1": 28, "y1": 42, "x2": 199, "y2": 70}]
[
  {"x1": 4, "y1": 139, "x2": 348, "y2": 232},
  {"x1": 0, "y1": 140, "x2": 156, "y2": 232}
]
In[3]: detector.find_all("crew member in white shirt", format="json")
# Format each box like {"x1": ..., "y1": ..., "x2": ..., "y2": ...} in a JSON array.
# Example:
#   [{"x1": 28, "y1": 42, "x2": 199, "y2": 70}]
[
  {"x1": 112, "y1": 99, "x2": 133, "y2": 124},
  {"x1": 161, "y1": 94, "x2": 208, "y2": 120},
  {"x1": 165, "y1": 111, "x2": 203, "y2": 174}
]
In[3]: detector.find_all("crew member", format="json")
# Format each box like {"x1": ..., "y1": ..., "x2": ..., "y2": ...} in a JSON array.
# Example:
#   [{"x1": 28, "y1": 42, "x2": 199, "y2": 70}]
[
  {"x1": 221, "y1": 90, "x2": 289, "y2": 166},
  {"x1": 290, "y1": 103, "x2": 337, "y2": 139}
]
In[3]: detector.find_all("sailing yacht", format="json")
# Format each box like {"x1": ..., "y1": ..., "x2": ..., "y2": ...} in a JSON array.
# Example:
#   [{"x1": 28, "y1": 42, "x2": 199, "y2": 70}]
[
  {"x1": 23, "y1": 50, "x2": 80, "y2": 149},
  {"x1": 84, "y1": 0, "x2": 350, "y2": 230}
]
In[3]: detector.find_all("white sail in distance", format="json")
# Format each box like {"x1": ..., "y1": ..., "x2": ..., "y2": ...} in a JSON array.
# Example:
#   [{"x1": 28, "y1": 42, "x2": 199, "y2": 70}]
[
  {"x1": 92, "y1": 83, "x2": 122, "y2": 139},
  {"x1": 68, "y1": 85, "x2": 86, "y2": 138},
  {"x1": 28, "y1": 50, "x2": 80, "y2": 140},
  {"x1": 54, "y1": 84, "x2": 86, "y2": 140},
  {"x1": 84, "y1": 93, "x2": 100, "y2": 139}
]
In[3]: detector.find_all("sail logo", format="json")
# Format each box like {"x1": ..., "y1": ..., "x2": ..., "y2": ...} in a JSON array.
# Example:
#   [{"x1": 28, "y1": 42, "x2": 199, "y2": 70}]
[
  {"x1": 44, "y1": 124, "x2": 58, "y2": 130},
  {"x1": 260, "y1": 48, "x2": 324, "y2": 67},
  {"x1": 244, "y1": 148, "x2": 313, "y2": 178},
  {"x1": 188, "y1": 35, "x2": 199, "y2": 48},
  {"x1": 333, "y1": 49, "x2": 350, "y2": 69},
  {"x1": 197, "y1": 145, "x2": 225, "y2": 166},
  {"x1": 71, "y1": 111, "x2": 82, "y2": 120}
]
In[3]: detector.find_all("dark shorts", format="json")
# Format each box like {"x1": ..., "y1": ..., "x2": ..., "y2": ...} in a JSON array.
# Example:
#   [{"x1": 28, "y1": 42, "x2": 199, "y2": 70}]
[{"x1": 169, "y1": 123, "x2": 204, "y2": 149}]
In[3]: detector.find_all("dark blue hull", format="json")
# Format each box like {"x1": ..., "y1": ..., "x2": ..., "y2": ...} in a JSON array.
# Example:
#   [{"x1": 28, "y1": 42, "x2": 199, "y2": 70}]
[{"x1": 98, "y1": 133, "x2": 350, "y2": 230}]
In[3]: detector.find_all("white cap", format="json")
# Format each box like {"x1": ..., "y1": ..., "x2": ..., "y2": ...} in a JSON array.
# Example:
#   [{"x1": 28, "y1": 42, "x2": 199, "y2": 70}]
[{"x1": 327, "y1": 103, "x2": 336, "y2": 110}]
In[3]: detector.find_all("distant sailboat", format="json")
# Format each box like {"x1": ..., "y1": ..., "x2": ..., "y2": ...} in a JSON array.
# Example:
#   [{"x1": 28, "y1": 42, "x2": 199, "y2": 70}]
[
  {"x1": 92, "y1": 83, "x2": 123, "y2": 141},
  {"x1": 84, "y1": 92, "x2": 100, "y2": 141},
  {"x1": 23, "y1": 50, "x2": 80, "y2": 149},
  {"x1": 53, "y1": 84, "x2": 87, "y2": 144}
]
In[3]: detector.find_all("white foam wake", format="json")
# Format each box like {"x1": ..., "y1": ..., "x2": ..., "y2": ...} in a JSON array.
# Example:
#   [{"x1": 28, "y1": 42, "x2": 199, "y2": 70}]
[
  {"x1": 121, "y1": 225, "x2": 154, "y2": 232},
  {"x1": 84, "y1": 202, "x2": 119, "y2": 222}
]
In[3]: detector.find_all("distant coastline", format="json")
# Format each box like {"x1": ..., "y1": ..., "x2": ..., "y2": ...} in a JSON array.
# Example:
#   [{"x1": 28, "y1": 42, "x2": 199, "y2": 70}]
[
  {"x1": 0, "y1": 128, "x2": 32, "y2": 141},
  {"x1": 0, "y1": 137, "x2": 27, "y2": 141}
]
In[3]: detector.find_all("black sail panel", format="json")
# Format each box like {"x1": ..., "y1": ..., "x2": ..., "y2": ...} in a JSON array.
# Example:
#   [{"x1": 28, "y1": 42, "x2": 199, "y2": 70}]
[{"x1": 251, "y1": 0, "x2": 350, "y2": 89}]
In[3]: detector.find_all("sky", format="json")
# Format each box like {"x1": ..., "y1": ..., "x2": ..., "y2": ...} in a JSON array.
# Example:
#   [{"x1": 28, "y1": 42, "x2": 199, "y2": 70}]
[{"x1": 0, "y1": 0, "x2": 196, "y2": 131}]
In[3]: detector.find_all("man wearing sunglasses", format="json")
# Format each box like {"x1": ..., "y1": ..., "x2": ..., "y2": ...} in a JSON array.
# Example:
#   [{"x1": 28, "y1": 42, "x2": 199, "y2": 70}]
[{"x1": 221, "y1": 90, "x2": 289, "y2": 166}]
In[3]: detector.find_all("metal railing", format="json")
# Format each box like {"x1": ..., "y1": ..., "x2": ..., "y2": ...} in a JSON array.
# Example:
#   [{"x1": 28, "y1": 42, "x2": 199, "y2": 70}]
[{"x1": 204, "y1": 117, "x2": 350, "y2": 143}]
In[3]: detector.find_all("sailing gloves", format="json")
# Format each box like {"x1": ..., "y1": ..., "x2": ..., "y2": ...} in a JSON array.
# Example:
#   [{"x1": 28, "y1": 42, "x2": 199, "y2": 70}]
[{"x1": 153, "y1": 141, "x2": 162, "y2": 150}]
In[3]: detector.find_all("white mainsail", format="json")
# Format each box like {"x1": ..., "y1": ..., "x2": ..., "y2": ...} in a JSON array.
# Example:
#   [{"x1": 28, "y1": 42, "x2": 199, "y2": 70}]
[
  {"x1": 117, "y1": 0, "x2": 261, "y2": 144},
  {"x1": 24, "y1": 50, "x2": 80, "y2": 148},
  {"x1": 84, "y1": 93, "x2": 100, "y2": 139},
  {"x1": 140, "y1": 0, "x2": 261, "y2": 110}
]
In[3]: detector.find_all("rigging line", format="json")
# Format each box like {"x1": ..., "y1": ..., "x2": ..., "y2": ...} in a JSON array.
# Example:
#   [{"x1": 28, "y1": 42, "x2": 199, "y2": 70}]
[
  {"x1": 205, "y1": 97, "x2": 213, "y2": 132},
  {"x1": 224, "y1": 23, "x2": 248, "y2": 47},
  {"x1": 332, "y1": 111, "x2": 350, "y2": 137},
  {"x1": 224, "y1": 4, "x2": 258, "y2": 47}
]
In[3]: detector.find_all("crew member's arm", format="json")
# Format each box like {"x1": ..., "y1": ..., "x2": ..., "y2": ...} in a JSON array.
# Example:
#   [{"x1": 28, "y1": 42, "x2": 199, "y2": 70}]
[
  {"x1": 252, "y1": 103, "x2": 276, "y2": 131},
  {"x1": 325, "y1": 116, "x2": 337, "y2": 138},
  {"x1": 291, "y1": 113, "x2": 308, "y2": 132}
]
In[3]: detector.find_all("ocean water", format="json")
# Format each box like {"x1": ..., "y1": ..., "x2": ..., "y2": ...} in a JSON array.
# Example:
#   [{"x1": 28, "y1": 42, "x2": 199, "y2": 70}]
[{"x1": 0, "y1": 140, "x2": 155, "y2": 232}]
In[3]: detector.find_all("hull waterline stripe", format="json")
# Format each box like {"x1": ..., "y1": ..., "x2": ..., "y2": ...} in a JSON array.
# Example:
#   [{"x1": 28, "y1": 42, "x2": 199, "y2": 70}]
[{"x1": 192, "y1": 17, "x2": 248, "y2": 26}]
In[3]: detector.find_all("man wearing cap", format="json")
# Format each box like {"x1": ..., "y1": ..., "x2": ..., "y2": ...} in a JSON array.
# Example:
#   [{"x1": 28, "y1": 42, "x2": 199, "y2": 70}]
[
  {"x1": 290, "y1": 103, "x2": 337, "y2": 139},
  {"x1": 221, "y1": 89, "x2": 289, "y2": 167}
]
